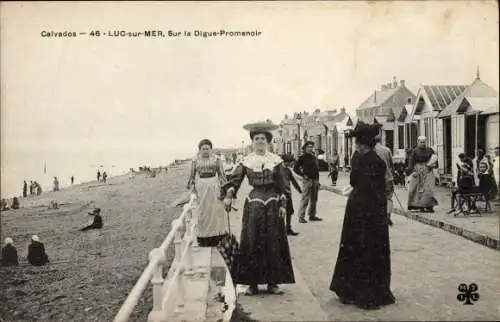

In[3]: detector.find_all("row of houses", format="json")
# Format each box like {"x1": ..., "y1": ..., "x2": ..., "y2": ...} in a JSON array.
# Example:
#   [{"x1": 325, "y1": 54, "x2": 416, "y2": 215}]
[{"x1": 273, "y1": 72, "x2": 499, "y2": 183}]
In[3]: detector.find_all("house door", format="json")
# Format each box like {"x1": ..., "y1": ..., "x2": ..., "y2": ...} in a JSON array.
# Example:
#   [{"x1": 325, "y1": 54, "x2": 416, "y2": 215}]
[
  {"x1": 443, "y1": 118, "x2": 452, "y2": 174},
  {"x1": 385, "y1": 130, "x2": 394, "y2": 152},
  {"x1": 465, "y1": 114, "x2": 487, "y2": 157}
]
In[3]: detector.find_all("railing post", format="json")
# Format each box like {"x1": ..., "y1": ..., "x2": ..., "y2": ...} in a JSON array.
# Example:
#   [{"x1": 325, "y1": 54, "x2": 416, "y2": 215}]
[
  {"x1": 183, "y1": 209, "x2": 194, "y2": 277},
  {"x1": 175, "y1": 265, "x2": 186, "y2": 310},
  {"x1": 173, "y1": 219, "x2": 183, "y2": 272},
  {"x1": 147, "y1": 248, "x2": 167, "y2": 322}
]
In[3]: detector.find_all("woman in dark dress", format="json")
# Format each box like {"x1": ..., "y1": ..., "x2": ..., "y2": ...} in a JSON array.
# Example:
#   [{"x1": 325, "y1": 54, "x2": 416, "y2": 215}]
[
  {"x1": 222, "y1": 121, "x2": 295, "y2": 295},
  {"x1": 329, "y1": 121, "x2": 395, "y2": 310}
]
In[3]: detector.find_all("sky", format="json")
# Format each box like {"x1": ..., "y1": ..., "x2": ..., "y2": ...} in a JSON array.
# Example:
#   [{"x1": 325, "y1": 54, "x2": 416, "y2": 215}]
[{"x1": 1, "y1": 1, "x2": 499, "y2": 165}]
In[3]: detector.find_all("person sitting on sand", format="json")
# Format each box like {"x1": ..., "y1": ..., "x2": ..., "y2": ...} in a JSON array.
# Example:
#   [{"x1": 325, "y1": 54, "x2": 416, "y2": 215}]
[
  {"x1": 80, "y1": 208, "x2": 103, "y2": 231},
  {"x1": 27, "y1": 235, "x2": 49, "y2": 266},
  {"x1": 11, "y1": 197, "x2": 20, "y2": 210},
  {"x1": 1, "y1": 237, "x2": 19, "y2": 266},
  {"x1": 1, "y1": 198, "x2": 10, "y2": 211}
]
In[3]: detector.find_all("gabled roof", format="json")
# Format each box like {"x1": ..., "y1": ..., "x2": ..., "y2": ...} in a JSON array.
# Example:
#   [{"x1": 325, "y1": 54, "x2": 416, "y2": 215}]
[
  {"x1": 357, "y1": 87, "x2": 400, "y2": 110},
  {"x1": 422, "y1": 85, "x2": 467, "y2": 111},
  {"x1": 323, "y1": 121, "x2": 338, "y2": 132},
  {"x1": 304, "y1": 125, "x2": 325, "y2": 136},
  {"x1": 461, "y1": 97, "x2": 499, "y2": 115},
  {"x1": 438, "y1": 78, "x2": 498, "y2": 118}
]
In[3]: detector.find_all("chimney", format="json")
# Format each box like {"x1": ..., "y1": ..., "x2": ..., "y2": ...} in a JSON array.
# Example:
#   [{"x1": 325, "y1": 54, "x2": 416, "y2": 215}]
[{"x1": 400, "y1": 80, "x2": 405, "y2": 87}]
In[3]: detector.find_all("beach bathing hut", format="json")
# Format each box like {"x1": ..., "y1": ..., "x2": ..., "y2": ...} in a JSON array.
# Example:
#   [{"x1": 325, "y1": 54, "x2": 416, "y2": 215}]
[{"x1": 436, "y1": 72, "x2": 499, "y2": 182}]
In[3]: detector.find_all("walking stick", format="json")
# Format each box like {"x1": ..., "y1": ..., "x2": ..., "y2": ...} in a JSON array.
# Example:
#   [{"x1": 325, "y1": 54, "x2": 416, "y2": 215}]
[{"x1": 393, "y1": 189, "x2": 405, "y2": 211}]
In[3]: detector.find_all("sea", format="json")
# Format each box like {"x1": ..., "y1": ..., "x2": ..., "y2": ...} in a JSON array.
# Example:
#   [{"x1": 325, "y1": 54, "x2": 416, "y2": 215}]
[{"x1": 0, "y1": 148, "x2": 185, "y2": 199}]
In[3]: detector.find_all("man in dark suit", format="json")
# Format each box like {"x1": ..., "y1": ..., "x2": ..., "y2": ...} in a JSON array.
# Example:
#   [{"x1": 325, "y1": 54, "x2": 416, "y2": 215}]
[{"x1": 294, "y1": 141, "x2": 322, "y2": 223}]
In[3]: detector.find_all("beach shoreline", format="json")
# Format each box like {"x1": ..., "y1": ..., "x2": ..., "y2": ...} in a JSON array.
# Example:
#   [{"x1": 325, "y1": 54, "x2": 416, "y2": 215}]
[{"x1": 0, "y1": 164, "x2": 190, "y2": 321}]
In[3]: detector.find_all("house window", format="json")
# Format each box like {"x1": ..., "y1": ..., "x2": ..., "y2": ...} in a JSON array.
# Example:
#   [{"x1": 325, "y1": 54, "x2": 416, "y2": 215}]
[{"x1": 398, "y1": 125, "x2": 405, "y2": 149}]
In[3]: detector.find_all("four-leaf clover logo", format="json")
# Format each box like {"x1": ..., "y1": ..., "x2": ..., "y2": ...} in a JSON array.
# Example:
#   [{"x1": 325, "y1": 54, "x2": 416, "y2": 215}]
[{"x1": 457, "y1": 283, "x2": 479, "y2": 305}]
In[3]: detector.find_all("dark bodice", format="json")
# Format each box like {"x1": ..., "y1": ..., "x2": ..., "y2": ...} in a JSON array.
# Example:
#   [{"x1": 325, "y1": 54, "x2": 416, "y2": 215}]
[
  {"x1": 349, "y1": 150, "x2": 386, "y2": 197},
  {"x1": 222, "y1": 153, "x2": 287, "y2": 201}
]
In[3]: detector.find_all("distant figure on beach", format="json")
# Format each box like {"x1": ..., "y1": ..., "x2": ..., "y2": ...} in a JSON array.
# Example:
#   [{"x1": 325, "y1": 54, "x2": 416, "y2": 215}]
[
  {"x1": 1, "y1": 238, "x2": 18, "y2": 266},
  {"x1": 71, "y1": 176, "x2": 74, "y2": 185},
  {"x1": 102, "y1": 171, "x2": 108, "y2": 183},
  {"x1": 27, "y1": 235, "x2": 49, "y2": 266},
  {"x1": 23, "y1": 180, "x2": 28, "y2": 197},
  {"x1": 53, "y1": 176, "x2": 60, "y2": 192},
  {"x1": 1, "y1": 198, "x2": 9, "y2": 211},
  {"x1": 11, "y1": 197, "x2": 20, "y2": 210},
  {"x1": 97, "y1": 170, "x2": 101, "y2": 182},
  {"x1": 80, "y1": 208, "x2": 103, "y2": 231},
  {"x1": 35, "y1": 181, "x2": 43, "y2": 196},
  {"x1": 29, "y1": 180, "x2": 34, "y2": 195}
]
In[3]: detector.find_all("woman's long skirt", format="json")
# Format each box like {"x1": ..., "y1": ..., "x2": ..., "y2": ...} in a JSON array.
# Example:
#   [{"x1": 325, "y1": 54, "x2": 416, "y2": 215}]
[
  {"x1": 330, "y1": 189, "x2": 395, "y2": 308},
  {"x1": 236, "y1": 187, "x2": 295, "y2": 286},
  {"x1": 407, "y1": 163, "x2": 439, "y2": 209},
  {"x1": 194, "y1": 177, "x2": 228, "y2": 246}
]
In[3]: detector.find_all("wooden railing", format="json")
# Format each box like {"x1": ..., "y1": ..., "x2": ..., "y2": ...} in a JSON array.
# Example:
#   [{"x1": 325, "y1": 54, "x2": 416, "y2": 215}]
[{"x1": 114, "y1": 193, "x2": 199, "y2": 322}]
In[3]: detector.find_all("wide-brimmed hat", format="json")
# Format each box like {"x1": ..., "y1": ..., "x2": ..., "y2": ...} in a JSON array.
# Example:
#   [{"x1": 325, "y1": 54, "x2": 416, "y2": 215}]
[
  {"x1": 32, "y1": 235, "x2": 40, "y2": 242},
  {"x1": 346, "y1": 121, "x2": 379, "y2": 139},
  {"x1": 243, "y1": 121, "x2": 279, "y2": 132},
  {"x1": 5, "y1": 237, "x2": 13, "y2": 244}
]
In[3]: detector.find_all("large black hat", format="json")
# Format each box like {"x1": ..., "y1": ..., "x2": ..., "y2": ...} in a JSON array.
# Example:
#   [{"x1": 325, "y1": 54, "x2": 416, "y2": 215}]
[{"x1": 346, "y1": 121, "x2": 379, "y2": 139}]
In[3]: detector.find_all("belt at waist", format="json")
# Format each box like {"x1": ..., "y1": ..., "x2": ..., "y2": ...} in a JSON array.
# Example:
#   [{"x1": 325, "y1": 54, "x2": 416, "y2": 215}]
[{"x1": 199, "y1": 173, "x2": 216, "y2": 178}]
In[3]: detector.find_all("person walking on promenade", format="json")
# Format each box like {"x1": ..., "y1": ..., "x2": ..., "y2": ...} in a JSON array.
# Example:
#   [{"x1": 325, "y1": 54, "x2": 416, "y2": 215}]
[
  {"x1": 23, "y1": 180, "x2": 28, "y2": 198},
  {"x1": 373, "y1": 125, "x2": 395, "y2": 226},
  {"x1": 222, "y1": 121, "x2": 295, "y2": 295},
  {"x1": 186, "y1": 139, "x2": 229, "y2": 247},
  {"x1": 328, "y1": 150, "x2": 340, "y2": 186},
  {"x1": 1, "y1": 238, "x2": 19, "y2": 266},
  {"x1": 29, "y1": 180, "x2": 34, "y2": 195},
  {"x1": 102, "y1": 171, "x2": 108, "y2": 183},
  {"x1": 329, "y1": 121, "x2": 395, "y2": 310},
  {"x1": 27, "y1": 235, "x2": 49, "y2": 266},
  {"x1": 97, "y1": 170, "x2": 101, "y2": 182},
  {"x1": 294, "y1": 141, "x2": 322, "y2": 223},
  {"x1": 282, "y1": 154, "x2": 302, "y2": 236},
  {"x1": 406, "y1": 136, "x2": 438, "y2": 212},
  {"x1": 71, "y1": 176, "x2": 74, "y2": 185}
]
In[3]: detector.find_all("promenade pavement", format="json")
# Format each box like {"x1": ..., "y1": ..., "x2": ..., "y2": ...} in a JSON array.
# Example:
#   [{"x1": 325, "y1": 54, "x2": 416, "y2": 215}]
[{"x1": 228, "y1": 172, "x2": 500, "y2": 321}]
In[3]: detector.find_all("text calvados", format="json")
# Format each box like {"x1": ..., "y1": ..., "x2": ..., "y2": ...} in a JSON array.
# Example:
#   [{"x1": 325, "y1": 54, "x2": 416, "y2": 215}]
[{"x1": 40, "y1": 31, "x2": 77, "y2": 37}]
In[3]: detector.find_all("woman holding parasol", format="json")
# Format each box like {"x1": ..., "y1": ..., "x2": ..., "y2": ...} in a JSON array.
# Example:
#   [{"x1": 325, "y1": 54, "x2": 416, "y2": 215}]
[{"x1": 222, "y1": 121, "x2": 295, "y2": 295}]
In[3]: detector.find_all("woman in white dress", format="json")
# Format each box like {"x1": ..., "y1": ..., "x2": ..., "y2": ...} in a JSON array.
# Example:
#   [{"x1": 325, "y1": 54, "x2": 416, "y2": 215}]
[{"x1": 187, "y1": 139, "x2": 229, "y2": 247}]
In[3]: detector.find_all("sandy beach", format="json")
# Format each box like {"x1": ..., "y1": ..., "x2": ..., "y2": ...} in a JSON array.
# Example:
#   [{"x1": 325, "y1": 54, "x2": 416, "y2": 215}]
[{"x1": 0, "y1": 165, "x2": 190, "y2": 322}]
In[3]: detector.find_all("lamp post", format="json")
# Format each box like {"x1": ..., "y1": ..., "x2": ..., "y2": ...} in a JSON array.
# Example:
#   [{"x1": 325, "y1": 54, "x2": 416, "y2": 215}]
[
  {"x1": 241, "y1": 140, "x2": 244, "y2": 155},
  {"x1": 295, "y1": 113, "x2": 303, "y2": 156}
]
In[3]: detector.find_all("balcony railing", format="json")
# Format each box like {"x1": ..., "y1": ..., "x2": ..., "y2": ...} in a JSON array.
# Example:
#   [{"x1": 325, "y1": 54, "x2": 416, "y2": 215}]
[{"x1": 114, "y1": 193, "x2": 199, "y2": 322}]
